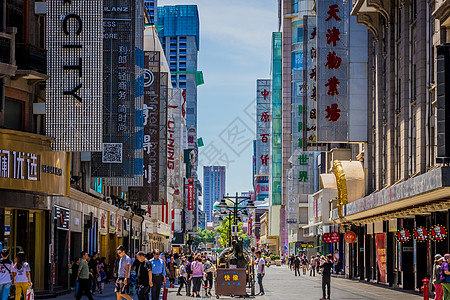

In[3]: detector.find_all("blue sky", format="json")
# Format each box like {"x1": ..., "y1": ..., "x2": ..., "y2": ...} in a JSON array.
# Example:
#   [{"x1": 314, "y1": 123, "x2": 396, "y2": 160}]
[{"x1": 159, "y1": 0, "x2": 278, "y2": 195}]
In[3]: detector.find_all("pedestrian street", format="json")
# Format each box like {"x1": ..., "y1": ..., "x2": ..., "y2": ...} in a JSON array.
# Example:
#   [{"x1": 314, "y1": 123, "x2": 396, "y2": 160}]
[{"x1": 166, "y1": 266, "x2": 422, "y2": 300}]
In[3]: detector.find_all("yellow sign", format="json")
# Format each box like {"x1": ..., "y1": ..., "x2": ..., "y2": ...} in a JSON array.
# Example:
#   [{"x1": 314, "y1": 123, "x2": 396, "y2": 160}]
[
  {"x1": 172, "y1": 247, "x2": 180, "y2": 254},
  {"x1": 0, "y1": 129, "x2": 70, "y2": 196}
]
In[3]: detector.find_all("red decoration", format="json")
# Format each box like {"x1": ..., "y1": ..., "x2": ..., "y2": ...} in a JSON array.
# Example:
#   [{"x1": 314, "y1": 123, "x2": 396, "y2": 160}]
[
  {"x1": 344, "y1": 231, "x2": 357, "y2": 243},
  {"x1": 325, "y1": 4, "x2": 342, "y2": 22},
  {"x1": 431, "y1": 225, "x2": 447, "y2": 242},
  {"x1": 396, "y1": 228, "x2": 411, "y2": 243},
  {"x1": 325, "y1": 104, "x2": 341, "y2": 122},
  {"x1": 261, "y1": 111, "x2": 270, "y2": 122},
  {"x1": 325, "y1": 76, "x2": 340, "y2": 96},
  {"x1": 261, "y1": 89, "x2": 269, "y2": 100},
  {"x1": 325, "y1": 51, "x2": 342, "y2": 69},
  {"x1": 326, "y1": 27, "x2": 341, "y2": 46},
  {"x1": 413, "y1": 226, "x2": 428, "y2": 242},
  {"x1": 260, "y1": 134, "x2": 269, "y2": 143},
  {"x1": 260, "y1": 154, "x2": 269, "y2": 166},
  {"x1": 322, "y1": 232, "x2": 340, "y2": 243}
]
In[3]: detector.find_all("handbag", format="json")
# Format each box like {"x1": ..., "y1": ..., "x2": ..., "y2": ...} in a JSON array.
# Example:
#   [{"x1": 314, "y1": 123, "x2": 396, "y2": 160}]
[
  {"x1": 26, "y1": 289, "x2": 35, "y2": 300},
  {"x1": 162, "y1": 287, "x2": 168, "y2": 300}
]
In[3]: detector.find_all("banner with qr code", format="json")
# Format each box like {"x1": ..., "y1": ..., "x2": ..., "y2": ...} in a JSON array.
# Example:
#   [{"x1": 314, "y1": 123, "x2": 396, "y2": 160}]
[{"x1": 91, "y1": 0, "x2": 144, "y2": 186}]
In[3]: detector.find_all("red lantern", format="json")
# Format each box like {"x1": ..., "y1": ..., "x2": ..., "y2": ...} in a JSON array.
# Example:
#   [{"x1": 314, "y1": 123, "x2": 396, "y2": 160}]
[
  {"x1": 344, "y1": 231, "x2": 357, "y2": 243},
  {"x1": 322, "y1": 233, "x2": 331, "y2": 243}
]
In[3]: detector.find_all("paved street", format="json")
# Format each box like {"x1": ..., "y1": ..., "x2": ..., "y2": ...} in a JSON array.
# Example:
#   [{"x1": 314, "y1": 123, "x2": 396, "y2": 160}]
[{"x1": 52, "y1": 266, "x2": 422, "y2": 300}]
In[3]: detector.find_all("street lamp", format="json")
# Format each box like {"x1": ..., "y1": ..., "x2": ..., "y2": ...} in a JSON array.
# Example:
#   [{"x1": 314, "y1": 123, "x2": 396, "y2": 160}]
[{"x1": 217, "y1": 192, "x2": 256, "y2": 247}]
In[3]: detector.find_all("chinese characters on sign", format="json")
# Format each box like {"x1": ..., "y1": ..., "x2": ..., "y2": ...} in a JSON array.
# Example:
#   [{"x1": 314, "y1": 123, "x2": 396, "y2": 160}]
[
  {"x1": 317, "y1": 0, "x2": 350, "y2": 142},
  {"x1": 256, "y1": 79, "x2": 272, "y2": 175}
]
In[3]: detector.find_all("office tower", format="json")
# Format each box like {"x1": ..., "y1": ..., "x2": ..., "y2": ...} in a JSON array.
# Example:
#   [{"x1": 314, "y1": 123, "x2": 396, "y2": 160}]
[
  {"x1": 144, "y1": 0, "x2": 157, "y2": 25},
  {"x1": 203, "y1": 166, "x2": 226, "y2": 223}
]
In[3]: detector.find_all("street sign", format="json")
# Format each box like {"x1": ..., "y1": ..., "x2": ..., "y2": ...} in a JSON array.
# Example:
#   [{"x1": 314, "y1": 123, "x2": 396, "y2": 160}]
[{"x1": 216, "y1": 268, "x2": 246, "y2": 296}]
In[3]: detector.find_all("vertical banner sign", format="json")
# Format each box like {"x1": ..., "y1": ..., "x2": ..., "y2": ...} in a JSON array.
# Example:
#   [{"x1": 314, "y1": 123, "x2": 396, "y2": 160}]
[
  {"x1": 46, "y1": 0, "x2": 103, "y2": 151},
  {"x1": 129, "y1": 51, "x2": 162, "y2": 204},
  {"x1": 159, "y1": 73, "x2": 169, "y2": 204},
  {"x1": 92, "y1": 0, "x2": 140, "y2": 181},
  {"x1": 304, "y1": 15, "x2": 328, "y2": 151},
  {"x1": 317, "y1": 0, "x2": 350, "y2": 142},
  {"x1": 168, "y1": 88, "x2": 184, "y2": 209},
  {"x1": 375, "y1": 233, "x2": 387, "y2": 283},
  {"x1": 187, "y1": 182, "x2": 194, "y2": 210},
  {"x1": 256, "y1": 79, "x2": 272, "y2": 176}
]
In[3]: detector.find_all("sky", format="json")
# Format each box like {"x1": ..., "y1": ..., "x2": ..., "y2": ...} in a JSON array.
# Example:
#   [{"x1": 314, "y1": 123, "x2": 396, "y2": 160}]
[{"x1": 158, "y1": 0, "x2": 278, "y2": 195}]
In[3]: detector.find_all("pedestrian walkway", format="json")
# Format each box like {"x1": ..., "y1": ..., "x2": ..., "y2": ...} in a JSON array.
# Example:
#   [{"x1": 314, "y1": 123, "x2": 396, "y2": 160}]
[
  {"x1": 168, "y1": 266, "x2": 422, "y2": 300},
  {"x1": 51, "y1": 267, "x2": 423, "y2": 300}
]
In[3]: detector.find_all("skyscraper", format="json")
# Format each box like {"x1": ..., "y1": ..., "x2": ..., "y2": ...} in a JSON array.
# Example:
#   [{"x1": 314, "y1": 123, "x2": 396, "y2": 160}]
[
  {"x1": 144, "y1": 1, "x2": 157, "y2": 25},
  {"x1": 203, "y1": 166, "x2": 226, "y2": 223},
  {"x1": 157, "y1": 5, "x2": 200, "y2": 133}
]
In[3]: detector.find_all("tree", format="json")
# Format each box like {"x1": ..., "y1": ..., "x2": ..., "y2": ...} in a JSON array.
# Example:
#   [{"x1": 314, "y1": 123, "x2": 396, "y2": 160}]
[
  {"x1": 192, "y1": 228, "x2": 216, "y2": 248},
  {"x1": 214, "y1": 216, "x2": 250, "y2": 248}
]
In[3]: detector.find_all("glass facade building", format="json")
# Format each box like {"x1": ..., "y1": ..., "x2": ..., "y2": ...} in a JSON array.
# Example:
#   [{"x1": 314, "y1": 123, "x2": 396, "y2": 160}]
[{"x1": 203, "y1": 166, "x2": 226, "y2": 223}]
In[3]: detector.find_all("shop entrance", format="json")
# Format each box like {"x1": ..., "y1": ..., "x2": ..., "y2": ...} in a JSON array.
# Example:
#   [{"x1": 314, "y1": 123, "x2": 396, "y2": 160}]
[{"x1": 55, "y1": 228, "x2": 69, "y2": 288}]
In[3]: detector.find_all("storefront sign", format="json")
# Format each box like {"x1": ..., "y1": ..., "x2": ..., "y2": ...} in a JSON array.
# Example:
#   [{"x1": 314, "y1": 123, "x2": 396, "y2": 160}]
[
  {"x1": 46, "y1": 0, "x2": 103, "y2": 151},
  {"x1": 54, "y1": 206, "x2": 70, "y2": 230},
  {"x1": 344, "y1": 231, "x2": 357, "y2": 243},
  {"x1": 117, "y1": 217, "x2": 122, "y2": 236},
  {"x1": 375, "y1": 233, "x2": 387, "y2": 283},
  {"x1": 255, "y1": 181, "x2": 269, "y2": 202},
  {"x1": 431, "y1": 225, "x2": 447, "y2": 242},
  {"x1": 256, "y1": 79, "x2": 272, "y2": 175},
  {"x1": 216, "y1": 268, "x2": 246, "y2": 296},
  {"x1": 317, "y1": 0, "x2": 350, "y2": 142},
  {"x1": 413, "y1": 226, "x2": 428, "y2": 242},
  {"x1": 0, "y1": 129, "x2": 70, "y2": 196},
  {"x1": 187, "y1": 182, "x2": 194, "y2": 210},
  {"x1": 109, "y1": 212, "x2": 116, "y2": 234},
  {"x1": 322, "y1": 232, "x2": 340, "y2": 243},
  {"x1": 396, "y1": 228, "x2": 411, "y2": 243}
]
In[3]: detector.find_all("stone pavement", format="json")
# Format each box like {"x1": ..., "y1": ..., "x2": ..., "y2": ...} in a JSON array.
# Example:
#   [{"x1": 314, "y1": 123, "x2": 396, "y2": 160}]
[{"x1": 51, "y1": 266, "x2": 423, "y2": 300}]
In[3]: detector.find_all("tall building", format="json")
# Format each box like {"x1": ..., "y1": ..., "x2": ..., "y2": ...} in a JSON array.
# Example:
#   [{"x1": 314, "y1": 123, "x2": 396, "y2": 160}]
[
  {"x1": 144, "y1": 0, "x2": 157, "y2": 25},
  {"x1": 203, "y1": 166, "x2": 226, "y2": 223},
  {"x1": 157, "y1": 5, "x2": 200, "y2": 133}
]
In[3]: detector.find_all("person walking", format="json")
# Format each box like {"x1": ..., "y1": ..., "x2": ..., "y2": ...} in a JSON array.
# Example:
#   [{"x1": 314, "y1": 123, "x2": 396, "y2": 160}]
[
  {"x1": 333, "y1": 249, "x2": 340, "y2": 274},
  {"x1": 203, "y1": 257, "x2": 215, "y2": 296},
  {"x1": 293, "y1": 255, "x2": 300, "y2": 277},
  {"x1": 301, "y1": 255, "x2": 308, "y2": 275},
  {"x1": 76, "y1": 251, "x2": 94, "y2": 300},
  {"x1": 0, "y1": 249, "x2": 12, "y2": 299},
  {"x1": 433, "y1": 254, "x2": 444, "y2": 300},
  {"x1": 89, "y1": 252, "x2": 99, "y2": 294},
  {"x1": 255, "y1": 250, "x2": 265, "y2": 296},
  {"x1": 135, "y1": 251, "x2": 152, "y2": 300},
  {"x1": 191, "y1": 254, "x2": 204, "y2": 298},
  {"x1": 115, "y1": 245, "x2": 133, "y2": 300},
  {"x1": 320, "y1": 254, "x2": 333, "y2": 300},
  {"x1": 167, "y1": 256, "x2": 177, "y2": 288},
  {"x1": 440, "y1": 254, "x2": 450, "y2": 298},
  {"x1": 150, "y1": 250, "x2": 167, "y2": 300},
  {"x1": 310, "y1": 256, "x2": 316, "y2": 276},
  {"x1": 176, "y1": 260, "x2": 188, "y2": 296},
  {"x1": 11, "y1": 252, "x2": 32, "y2": 300},
  {"x1": 185, "y1": 256, "x2": 193, "y2": 296}
]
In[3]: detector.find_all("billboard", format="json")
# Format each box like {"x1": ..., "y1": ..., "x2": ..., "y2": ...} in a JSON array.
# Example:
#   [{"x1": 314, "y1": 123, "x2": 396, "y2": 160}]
[
  {"x1": 317, "y1": 0, "x2": 350, "y2": 142},
  {"x1": 46, "y1": 0, "x2": 103, "y2": 151},
  {"x1": 255, "y1": 181, "x2": 269, "y2": 202},
  {"x1": 255, "y1": 79, "x2": 272, "y2": 176},
  {"x1": 92, "y1": 0, "x2": 145, "y2": 186}
]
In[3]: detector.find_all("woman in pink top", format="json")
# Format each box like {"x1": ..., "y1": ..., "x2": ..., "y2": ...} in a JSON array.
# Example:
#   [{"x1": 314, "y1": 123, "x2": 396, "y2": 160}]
[{"x1": 190, "y1": 255, "x2": 204, "y2": 298}]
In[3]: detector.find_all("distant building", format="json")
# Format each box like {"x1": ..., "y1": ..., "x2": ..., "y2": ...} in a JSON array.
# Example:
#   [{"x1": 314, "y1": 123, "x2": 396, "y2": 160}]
[
  {"x1": 144, "y1": 0, "x2": 157, "y2": 25},
  {"x1": 203, "y1": 166, "x2": 226, "y2": 223},
  {"x1": 157, "y1": 5, "x2": 200, "y2": 132}
]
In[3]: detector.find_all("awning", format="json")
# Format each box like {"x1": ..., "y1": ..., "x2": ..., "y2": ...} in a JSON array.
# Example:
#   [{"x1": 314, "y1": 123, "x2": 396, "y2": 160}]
[
  {"x1": 302, "y1": 222, "x2": 323, "y2": 229},
  {"x1": 334, "y1": 167, "x2": 450, "y2": 222}
]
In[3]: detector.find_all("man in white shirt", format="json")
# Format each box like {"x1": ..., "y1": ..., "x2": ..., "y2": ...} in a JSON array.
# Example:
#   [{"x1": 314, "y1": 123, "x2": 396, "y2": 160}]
[
  {"x1": 255, "y1": 250, "x2": 265, "y2": 296},
  {"x1": 116, "y1": 245, "x2": 133, "y2": 300}
]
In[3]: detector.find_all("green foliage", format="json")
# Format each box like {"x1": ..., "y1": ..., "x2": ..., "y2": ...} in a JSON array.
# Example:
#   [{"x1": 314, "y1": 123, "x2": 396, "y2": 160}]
[
  {"x1": 270, "y1": 255, "x2": 280, "y2": 260},
  {"x1": 214, "y1": 216, "x2": 251, "y2": 248},
  {"x1": 193, "y1": 228, "x2": 216, "y2": 247}
]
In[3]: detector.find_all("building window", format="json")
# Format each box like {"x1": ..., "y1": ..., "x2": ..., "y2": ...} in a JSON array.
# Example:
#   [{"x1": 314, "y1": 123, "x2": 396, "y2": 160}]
[
  {"x1": 4, "y1": 98, "x2": 23, "y2": 131},
  {"x1": 179, "y1": 43, "x2": 187, "y2": 49},
  {"x1": 179, "y1": 75, "x2": 186, "y2": 81},
  {"x1": 179, "y1": 56, "x2": 186, "y2": 62},
  {"x1": 179, "y1": 37, "x2": 187, "y2": 43},
  {"x1": 180, "y1": 62, "x2": 186, "y2": 68},
  {"x1": 179, "y1": 49, "x2": 187, "y2": 55}
]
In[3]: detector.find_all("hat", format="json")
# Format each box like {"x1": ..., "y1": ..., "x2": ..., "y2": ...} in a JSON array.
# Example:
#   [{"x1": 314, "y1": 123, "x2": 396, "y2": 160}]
[
  {"x1": 435, "y1": 254, "x2": 444, "y2": 261},
  {"x1": 444, "y1": 254, "x2": 450, "y2": 260}
]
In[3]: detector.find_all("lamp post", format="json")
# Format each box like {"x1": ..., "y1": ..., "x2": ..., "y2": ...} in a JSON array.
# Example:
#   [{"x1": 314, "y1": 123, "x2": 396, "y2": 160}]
[{"x1": 217, "y1": 192, "x2": 257, "y2": 247}]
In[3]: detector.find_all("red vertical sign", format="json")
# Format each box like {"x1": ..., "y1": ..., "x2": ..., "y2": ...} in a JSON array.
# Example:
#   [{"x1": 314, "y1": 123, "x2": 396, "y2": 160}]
[
  {"x1": 375, "y1": 233, "x2": 387, "y2": 283},
  {"x1": 187, "y1": 183, "x2": 194, "y2": 210}
]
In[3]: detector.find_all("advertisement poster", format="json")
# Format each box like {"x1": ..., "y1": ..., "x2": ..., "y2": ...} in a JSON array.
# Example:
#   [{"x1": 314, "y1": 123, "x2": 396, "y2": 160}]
[{"x1": 375, "y1": 233, "x2": 387, "y2": 283}]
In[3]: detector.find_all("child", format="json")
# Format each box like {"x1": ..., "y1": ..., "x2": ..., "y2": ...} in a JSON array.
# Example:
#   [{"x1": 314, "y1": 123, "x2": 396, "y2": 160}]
[
  {"x1": 128, "y1": 270, "x2": 138, "y2": 295},
  {"x1": 99, "y1": 267, "x2": 106, "y2": 294}
]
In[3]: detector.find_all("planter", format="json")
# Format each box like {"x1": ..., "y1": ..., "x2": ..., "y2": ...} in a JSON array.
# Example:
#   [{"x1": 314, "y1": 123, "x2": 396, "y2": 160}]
[{"x1": 275, "y1": 259, "x2": 282, "y2": 266}]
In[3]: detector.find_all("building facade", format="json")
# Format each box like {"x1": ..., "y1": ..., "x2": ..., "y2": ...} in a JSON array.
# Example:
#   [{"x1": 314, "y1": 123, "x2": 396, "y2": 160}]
[{"x1": 203, "y1": 166, "x2": 226, "y2": 223}]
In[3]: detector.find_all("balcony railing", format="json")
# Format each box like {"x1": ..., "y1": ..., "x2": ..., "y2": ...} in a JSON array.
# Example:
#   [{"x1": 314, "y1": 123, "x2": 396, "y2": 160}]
[{"x1": 16, "y1": 43, "x2": 47, "y2": 75}]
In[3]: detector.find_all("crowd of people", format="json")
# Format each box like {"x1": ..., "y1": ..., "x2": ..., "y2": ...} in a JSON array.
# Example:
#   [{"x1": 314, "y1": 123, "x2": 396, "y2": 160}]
[{"x1": 69, "y1": 246, "x2": 218, "y2": 300}]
